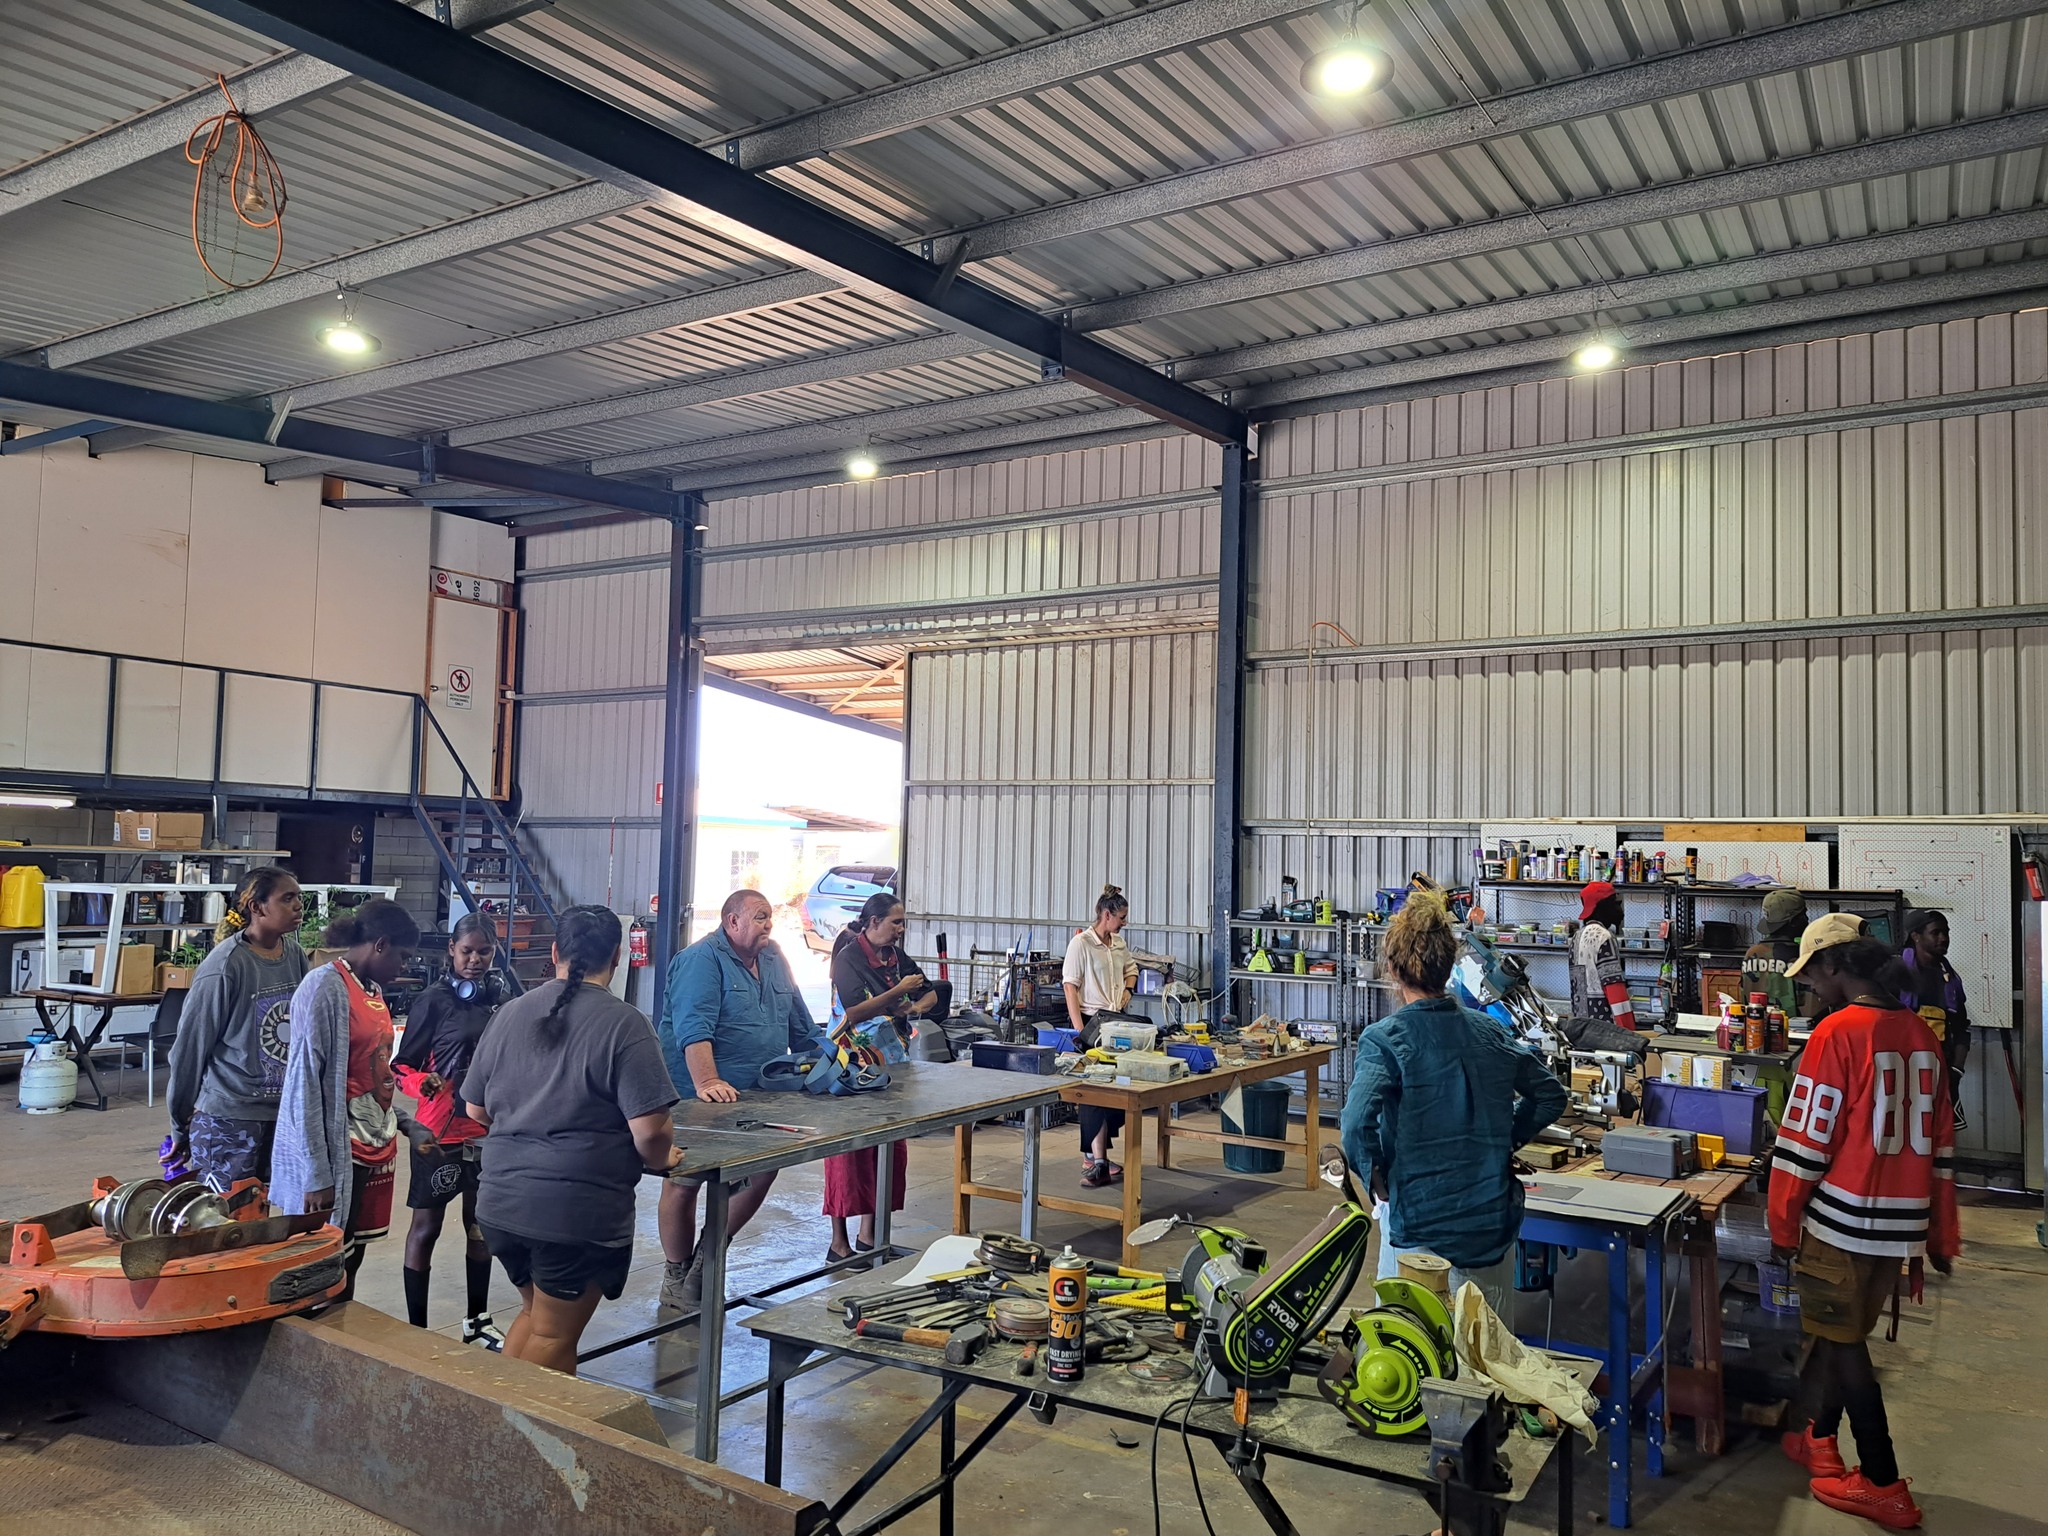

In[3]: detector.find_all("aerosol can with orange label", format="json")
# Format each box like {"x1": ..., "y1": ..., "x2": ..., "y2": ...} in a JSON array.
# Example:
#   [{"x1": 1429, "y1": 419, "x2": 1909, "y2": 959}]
[{"x1": 1046, "y1": 1245, "x2": 1088, "y2": 1383}]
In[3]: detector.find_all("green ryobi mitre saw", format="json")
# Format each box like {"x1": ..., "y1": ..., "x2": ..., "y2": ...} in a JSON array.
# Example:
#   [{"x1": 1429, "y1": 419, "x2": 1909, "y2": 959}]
[
  {"x1": 1316, "y1": 1276, "x2": 1459, "y2": 1435},
  {"x1": 1137, "y1": 1204, "x2": 1373, "y2": 1399}
]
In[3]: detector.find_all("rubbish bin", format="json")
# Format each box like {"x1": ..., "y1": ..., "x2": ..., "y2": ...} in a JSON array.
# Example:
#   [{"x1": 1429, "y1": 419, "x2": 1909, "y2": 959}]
[{"x1": 1222, "y1": 1079, "x2": 1291, "y2": 1174}]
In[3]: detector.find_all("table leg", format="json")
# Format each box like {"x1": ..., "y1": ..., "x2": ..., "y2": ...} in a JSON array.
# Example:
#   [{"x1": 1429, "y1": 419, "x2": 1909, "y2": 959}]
[
  {"x1": 1120, "y1": 1108, "x2": 1145, "y2": 1269},
  {"x1": 1645, "y1": 1227, "x2": 1667, "y2": 1480},
  {"x1": 1157, "y1": 1102, "x2": 1173, "y2": 1169},
  {"x1": 763, "y1": 1339, "x2": 812, "y2": 1486},
  {"x1": 1689, "y1": 1239, "x2": 1726, "y2": 1455},
  {"x1": 952, "y1": 1122, "x2": 973, "y2": 1235},
  {"x1": 1604, "y1": 1235, "x2": 1632, "y2": 1530},
  {"x1": 70, "y1": 1004, "x2": 114, "y2": 1112},
  {"x1": 1558, "y1": 1413, "x2": 1575, "y2": 1536},
  {"x1": 1301, "y1": 1057, "x2": 1323, "y2": 1190},
  {"x1": 693, "y1": 1178, "x2": 732, "y2": 1465},
  {"x1": 940, "y1": 1394, "x2": 956, "y2": 1536},
  {"x1": 874, "y1": 1137, "x2": 896, "y2": 1263},
  {"x1": 1019, "y1": 1105, "x2": 1041, "y2": 1244}
]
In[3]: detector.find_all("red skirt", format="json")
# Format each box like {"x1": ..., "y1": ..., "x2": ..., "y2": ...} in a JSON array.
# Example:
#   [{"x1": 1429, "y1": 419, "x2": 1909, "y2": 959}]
[{"x1": 822, "y1": 1141, "x2": 908, "y2": 1218}]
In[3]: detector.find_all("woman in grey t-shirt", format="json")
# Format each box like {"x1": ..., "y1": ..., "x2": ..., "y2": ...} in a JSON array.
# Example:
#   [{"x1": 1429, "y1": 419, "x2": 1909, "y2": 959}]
[
  {"x1": 463, "y1": 905, "x2": 681, "y2": 1375},
  {"x1": 164, "y1": 867, "x2": 308, "y2": 1187}
]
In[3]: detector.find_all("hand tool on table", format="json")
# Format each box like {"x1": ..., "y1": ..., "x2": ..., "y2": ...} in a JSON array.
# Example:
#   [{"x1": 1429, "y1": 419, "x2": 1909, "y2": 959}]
[
  {"x1": 853, "y1": 1318, "x2": 990, "y2": 1366},
  {"x1": 1014, "y1": 1340, "x2": 1039, "y2": 1377},
  {"x1": 685, "y1": 1118, "x2": 818, "y2": 1136}
]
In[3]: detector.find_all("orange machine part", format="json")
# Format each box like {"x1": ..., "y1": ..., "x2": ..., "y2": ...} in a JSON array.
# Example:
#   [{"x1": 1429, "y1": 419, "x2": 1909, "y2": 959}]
[{"x1": 0, "y1": 1181, "x2": 346, "y2": 1341}]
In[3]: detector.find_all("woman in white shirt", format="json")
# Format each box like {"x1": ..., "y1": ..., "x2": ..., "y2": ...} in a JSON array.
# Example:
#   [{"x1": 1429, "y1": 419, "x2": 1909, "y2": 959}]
[{"x1": 1061, "y1": 884, "x2": 1140, "y2": 1188}]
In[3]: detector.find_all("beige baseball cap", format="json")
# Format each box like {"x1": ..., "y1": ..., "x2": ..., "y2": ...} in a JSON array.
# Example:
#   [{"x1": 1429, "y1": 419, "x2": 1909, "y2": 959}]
[{"x1": 1784, "y1": 911, "x2": 1866, "y2": 978}]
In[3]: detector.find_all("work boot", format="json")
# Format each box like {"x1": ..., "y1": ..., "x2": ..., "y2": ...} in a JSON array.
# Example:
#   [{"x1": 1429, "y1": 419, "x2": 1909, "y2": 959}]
[
  {"x1": 1810, "y1": 1470, "x2": 1923, "y2": 1529},
  {"x1": 1781, "y1": 1425, "x2": 1848, "y2": 1479},
  {"x1": 661, "y1": 1256, "x2": 702, "y2": 1312}
]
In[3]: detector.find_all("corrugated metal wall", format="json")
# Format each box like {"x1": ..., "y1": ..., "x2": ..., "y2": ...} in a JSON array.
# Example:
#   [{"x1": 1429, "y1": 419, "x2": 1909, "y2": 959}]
[{"x1": 904, "y1": 633, "x2": 1217, "y2": 978}]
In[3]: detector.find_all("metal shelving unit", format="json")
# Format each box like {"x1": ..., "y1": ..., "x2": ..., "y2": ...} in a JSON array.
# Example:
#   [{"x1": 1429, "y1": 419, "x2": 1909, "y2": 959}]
[{"x1": 1472, "y1": 878, "x2": 1677, "y2": 1026}]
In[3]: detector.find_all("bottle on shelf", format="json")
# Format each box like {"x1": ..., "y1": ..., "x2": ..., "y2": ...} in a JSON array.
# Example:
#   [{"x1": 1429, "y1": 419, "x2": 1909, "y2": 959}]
[{"x1": 1685, "y1": 847, "x2": 1700, "y2": 883}]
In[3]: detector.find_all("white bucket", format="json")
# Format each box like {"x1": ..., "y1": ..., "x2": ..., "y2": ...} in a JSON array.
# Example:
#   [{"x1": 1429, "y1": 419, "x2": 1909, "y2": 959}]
[{"x1": 18, "y1": 1039, "x2": 77, "y2": 1114}]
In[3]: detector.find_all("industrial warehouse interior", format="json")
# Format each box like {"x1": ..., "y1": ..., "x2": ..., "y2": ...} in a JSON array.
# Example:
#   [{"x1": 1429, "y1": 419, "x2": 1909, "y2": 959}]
[{"x1": 3, "y1": 1, "x2": 2048, "y2": 1533}]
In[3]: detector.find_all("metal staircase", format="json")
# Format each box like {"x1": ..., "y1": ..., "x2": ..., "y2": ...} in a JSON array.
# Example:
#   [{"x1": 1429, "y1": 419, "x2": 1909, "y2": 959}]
[{"x1": 411, "y1": 708, "x2": 558, "y2": 993}]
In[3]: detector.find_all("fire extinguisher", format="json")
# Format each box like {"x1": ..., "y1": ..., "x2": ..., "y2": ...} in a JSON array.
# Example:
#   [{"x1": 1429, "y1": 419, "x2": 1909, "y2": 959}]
[
  {"x1": 2024, "y1": 853, "x2": 2046, "y2": 903},
  {"x1": 629, "y1": 921, "x2": 649, "y2": 968}
]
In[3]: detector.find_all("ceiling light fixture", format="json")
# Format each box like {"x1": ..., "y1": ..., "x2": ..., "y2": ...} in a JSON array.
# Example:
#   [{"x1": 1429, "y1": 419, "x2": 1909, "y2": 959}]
[
  {"x1": 846, "y1": 451, "x2": 880, "y2": 481},
  {"x1": 1573, "y1": 339, "x2": 1620, "y2": 371},
  {"x1": 319, "y1": 289, "x2": 380, "y2": 357},
  {"x1": 1303, "y1": 4, "x2": 1391, "y2": 98},
  {"x1": 0, "y1": 791, "x2": 77, "y2": 809}
]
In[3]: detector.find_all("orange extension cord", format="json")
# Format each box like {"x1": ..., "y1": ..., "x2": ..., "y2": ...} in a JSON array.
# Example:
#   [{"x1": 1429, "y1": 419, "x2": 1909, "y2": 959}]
[{"x1": 184, "y1": 73, "x2": 287, "y2": 289}]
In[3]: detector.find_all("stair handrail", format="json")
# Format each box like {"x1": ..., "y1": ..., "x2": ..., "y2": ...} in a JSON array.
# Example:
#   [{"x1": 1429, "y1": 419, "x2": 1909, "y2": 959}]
[{"x1": 411, "y1": 697, "x2": 559, "y2": 923}]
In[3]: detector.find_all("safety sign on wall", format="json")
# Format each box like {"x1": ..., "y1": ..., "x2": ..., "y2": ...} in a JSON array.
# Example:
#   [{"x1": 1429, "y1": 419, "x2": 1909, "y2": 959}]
[{"x1": 446, "y1": 666, "x2": 473, "y2": 710}]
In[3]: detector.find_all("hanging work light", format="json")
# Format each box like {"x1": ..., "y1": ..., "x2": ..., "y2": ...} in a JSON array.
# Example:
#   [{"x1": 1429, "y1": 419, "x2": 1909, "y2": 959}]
[{"x1": 1302, "y1": 4, "x2": 1391, "y2": 98}]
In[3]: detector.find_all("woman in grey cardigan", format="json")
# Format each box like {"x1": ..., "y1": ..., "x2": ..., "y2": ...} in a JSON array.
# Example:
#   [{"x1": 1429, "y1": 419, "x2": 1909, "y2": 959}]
[{"x1": 273, "y1": 898, "x2": 430, "y2": 1298}]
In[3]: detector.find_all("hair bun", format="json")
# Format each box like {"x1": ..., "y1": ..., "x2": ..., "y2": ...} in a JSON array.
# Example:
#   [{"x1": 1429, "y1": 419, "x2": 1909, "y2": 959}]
[{"x1": 1102, "y1": 883, "x2": 1122, "y2": 898}]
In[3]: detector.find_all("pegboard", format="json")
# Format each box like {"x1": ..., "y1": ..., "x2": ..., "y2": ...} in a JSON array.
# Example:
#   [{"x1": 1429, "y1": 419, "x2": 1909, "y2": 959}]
[
  {"x1": 1838, "y1": 824, "x2": 2014, "y2": 1031},
  {"x1": 1625, "y1": 841, "x2": 1830, "y2": 889}
]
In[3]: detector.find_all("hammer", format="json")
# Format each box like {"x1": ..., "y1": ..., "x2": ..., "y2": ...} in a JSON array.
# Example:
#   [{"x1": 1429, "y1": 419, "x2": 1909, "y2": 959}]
[{"x1": 855, "y1": 1319, "x2": 990, "y2": 1365}]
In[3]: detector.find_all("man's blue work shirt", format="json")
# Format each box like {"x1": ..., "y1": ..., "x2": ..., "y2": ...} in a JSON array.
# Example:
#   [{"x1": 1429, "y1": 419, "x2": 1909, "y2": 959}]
[
  {"x1": 661, "y1": 928, "x2": 823, "y2": 1096},
  {"x1": 1340, "y1": 994, "x2": 1569, "y2": 1269}
]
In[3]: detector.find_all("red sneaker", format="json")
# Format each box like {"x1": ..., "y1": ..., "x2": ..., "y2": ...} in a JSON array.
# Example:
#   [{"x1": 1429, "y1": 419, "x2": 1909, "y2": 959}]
[
  {"x1": 1810, "y1": 1470, "x2": 1922, "y2": 1529},
  {"x1": 1781, "y1": 1425, "x2": 1848, "y2": 1479}
]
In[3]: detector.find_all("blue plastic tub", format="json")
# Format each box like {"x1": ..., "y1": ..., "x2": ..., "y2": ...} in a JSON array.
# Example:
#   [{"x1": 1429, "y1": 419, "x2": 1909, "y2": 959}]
[
  {"x1": 1641, "y1": 1080, "x2": 1768, "y2": 1157},
  {"x1": 1165, "y1": 1043, "x2": 1217, "y2": 1073},
  {"x1": 1035, "y1": 1026, "x2": 1080, "y2": 1052}
]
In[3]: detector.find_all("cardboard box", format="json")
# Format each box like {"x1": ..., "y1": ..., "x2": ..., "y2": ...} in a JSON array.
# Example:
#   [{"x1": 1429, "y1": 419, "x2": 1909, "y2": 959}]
[
  {"x1": 1691, "y1": 1055, "x2": 1729, "y2": 1090},
  {"x1": 1660, "y1": 1052, "x2": 1694, "y2": 1084},
  {"x1": 90, "y1": 942, "x2": 159, "y2": 995},
  {"x1": 113, "y1": 811, "x2": 206, "y2": 849},
  {"x1": 157, "y1": 962, "x2": 197, "y2": 991}
]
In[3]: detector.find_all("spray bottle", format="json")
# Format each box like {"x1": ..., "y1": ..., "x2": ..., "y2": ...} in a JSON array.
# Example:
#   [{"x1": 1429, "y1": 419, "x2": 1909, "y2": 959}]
[{"x1": 1046, "y1": 1245, "x2": 1088, "y2": 1383}]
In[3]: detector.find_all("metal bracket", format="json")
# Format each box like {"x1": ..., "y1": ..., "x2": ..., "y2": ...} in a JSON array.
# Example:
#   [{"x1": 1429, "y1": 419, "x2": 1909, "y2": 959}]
[
  {"x1": 418, "y1": 435, "x2": 438, "y2": 485},
  {"x1": 264, "y1": 392, "x2": 295, "y2": 445},
  {"x1": 724, "y1": 140, "x2": 741, "y2": 165},
  {"x1": 928, "y1": 238, "x2": 970, "y2": 305},
  {"x1": 1040, "y1": 358, "x2": 1066, "y2": 383},
  {"x1": 1026, "y1": 1390, "x2": 1055, "y2": 1425}
]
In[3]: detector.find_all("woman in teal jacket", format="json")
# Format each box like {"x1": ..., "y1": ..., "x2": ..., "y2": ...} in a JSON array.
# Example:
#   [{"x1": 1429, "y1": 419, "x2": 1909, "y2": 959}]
[{"x1": 1340, "y1": 891, "x2": 1567, "y2": 1315}]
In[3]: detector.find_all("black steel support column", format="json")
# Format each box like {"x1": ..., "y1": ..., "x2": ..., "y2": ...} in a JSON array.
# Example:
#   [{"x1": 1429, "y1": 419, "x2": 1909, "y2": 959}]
[
  {"x1": 1211, "y1": 441, "x2": 1251, "y2": 1021},
  {"x1": 651, "y1": 504, "x2": 703, "y2": 1020}
]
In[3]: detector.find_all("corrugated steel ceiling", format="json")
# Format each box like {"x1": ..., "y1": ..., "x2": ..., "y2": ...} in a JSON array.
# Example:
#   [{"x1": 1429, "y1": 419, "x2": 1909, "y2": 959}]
[{"x1": 3, "y1": 0, "x2": 2047, "y2": 492}]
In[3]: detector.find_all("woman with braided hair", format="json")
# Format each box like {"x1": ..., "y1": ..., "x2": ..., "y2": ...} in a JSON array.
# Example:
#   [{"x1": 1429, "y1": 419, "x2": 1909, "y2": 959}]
[
  {"x1": 164, "y1": 865, "x2": 308, "y2": 1188},
  {"x1": 462, "y1": 905, "x2": 682, "y2": 1374}
]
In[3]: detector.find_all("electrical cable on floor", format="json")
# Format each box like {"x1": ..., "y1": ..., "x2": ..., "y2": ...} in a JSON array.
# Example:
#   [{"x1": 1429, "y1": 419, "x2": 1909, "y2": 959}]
[
  {"x1": 1150, "y1": 1393, "x2": 1197, "y2": 1536},
  {"x1": 1179, "y1": 1390, "x2": 1220, "y2": 1536}
]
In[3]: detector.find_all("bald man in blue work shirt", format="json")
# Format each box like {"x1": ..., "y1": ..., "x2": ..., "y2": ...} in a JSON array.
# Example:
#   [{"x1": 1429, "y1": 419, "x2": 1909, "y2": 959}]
[{"x1": 655, "y1": 888, "x2": 825, "y2": 1311}]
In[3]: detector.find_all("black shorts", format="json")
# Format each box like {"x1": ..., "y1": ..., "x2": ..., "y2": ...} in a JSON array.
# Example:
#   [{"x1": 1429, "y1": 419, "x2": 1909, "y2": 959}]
[
  {"x1": 406, "y1": 1143, "x2": 481, "y2": 1210},
  {"x1": 481, "y1": 1224, "x2": 633, "y2": 1303}
]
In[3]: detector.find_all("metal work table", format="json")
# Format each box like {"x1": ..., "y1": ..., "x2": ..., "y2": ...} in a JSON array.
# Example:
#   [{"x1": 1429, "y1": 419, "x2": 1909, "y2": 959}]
[
  {"x1": 747, "y1": 1255, "x2": 1595, "y2": 1536},
  {"x1": 1518, "y1": 1173, "x2": 1696, "y2": 1531},
  {"x1": 580, "y1": 1061, "x2": 1062, "y2": 1464},
  {"x1": 15, "y1": 988, "x2": 162, "y2": 1112},
  {"x1": 954, "y1": 1045, "x2": 1336, "y2": 1267}
]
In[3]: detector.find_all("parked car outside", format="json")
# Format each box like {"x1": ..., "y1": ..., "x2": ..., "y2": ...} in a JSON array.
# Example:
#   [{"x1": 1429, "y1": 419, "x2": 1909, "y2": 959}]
[{"x1": 800, "y1": 865, "x2": 899, "y2": 954}]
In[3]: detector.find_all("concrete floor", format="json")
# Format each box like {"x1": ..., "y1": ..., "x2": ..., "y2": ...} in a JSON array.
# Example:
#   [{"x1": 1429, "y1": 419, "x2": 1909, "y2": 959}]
[{"x1": 5, "y1": 1077, "x2": 2046, "y2": 1535}]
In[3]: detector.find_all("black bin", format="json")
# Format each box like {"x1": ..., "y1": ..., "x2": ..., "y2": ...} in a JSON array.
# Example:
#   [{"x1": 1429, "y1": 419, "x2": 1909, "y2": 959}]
[{"x1": 1222, "y1": 1079, "x2": 1291, "y2": 1174}]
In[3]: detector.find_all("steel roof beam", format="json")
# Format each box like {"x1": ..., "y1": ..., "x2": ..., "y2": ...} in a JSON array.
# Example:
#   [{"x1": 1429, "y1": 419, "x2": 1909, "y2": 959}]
[
  {"x1": 0, "y1": 0, "x2": 546, "y2": 220},
  {"x1": 28, "y1": 0, "x2": 1316, "y2": 371},
  {"x1": 1176, "y1": 207, "x2": 2048, "y2": 383},
  {"x1": 432, "y1": 140, "x2": 2048, "y2": 455},
  {"x1": 730, "y1": 0, "x2": 1324, "y2": 170},
  {"x1": 37, "y1": 0, "x2": 2020, "y2": 404},
  {"x1": 561, "y1": 212, "x2": 2048, "y2": 481},
  {"x1": 0, "y1": 359, "x2": 677, "y2": 520},
  {"x1": 175, "y1": 0, "x2": 1246, "y2": 444},
  {"x1": 640, "y1": 267, "x2": 2048, "y2": 505},
  {"x1": 931, "y1": 0, "x2": 2048, "y2": 257}
]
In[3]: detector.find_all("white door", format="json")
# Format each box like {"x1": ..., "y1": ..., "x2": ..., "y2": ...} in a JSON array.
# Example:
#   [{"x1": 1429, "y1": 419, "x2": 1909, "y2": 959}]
[{"x1": 423, "y1": 595, "x2": 502, "y2": 798}]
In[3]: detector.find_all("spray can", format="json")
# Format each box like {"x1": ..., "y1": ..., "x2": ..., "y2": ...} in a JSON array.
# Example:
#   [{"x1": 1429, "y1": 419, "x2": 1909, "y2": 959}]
[{"x1": 1046, "y1": 1245, "x2": 1088, "y2": 1383}]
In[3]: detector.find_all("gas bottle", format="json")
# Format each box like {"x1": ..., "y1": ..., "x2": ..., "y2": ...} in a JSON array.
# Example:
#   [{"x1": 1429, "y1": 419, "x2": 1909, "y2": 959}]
[{"x1": 18, "y1": 1037, "x2": 77, "y2": 1114}]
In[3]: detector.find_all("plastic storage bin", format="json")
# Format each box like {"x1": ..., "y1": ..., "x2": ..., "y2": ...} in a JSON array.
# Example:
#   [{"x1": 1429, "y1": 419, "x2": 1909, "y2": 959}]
[
  {"x1": 1222, "y1": 1079, "x2": 1291, "y2": 1174},
  {"x1": 1641, "y1": 1079, "x2": 1768, "y2": 1157},
  {"x1": 1035, "y1": 1026, "x2": 1081, "y2": 1052}
]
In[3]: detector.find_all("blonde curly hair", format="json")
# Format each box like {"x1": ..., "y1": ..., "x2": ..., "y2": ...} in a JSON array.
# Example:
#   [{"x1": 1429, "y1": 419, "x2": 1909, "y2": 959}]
[{"x1": 1383, "y1": 890, "x2": 1457, "y2": 994}]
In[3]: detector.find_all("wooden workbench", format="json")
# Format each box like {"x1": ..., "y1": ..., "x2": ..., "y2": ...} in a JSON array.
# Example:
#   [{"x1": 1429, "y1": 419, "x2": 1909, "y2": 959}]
[
  {"x1": 1556, "y1": 1149, "x2": 1753, "y2": 1458},
  {"x1": 953, "y1": 1045, "x2": 1335, "y2": 1267}
]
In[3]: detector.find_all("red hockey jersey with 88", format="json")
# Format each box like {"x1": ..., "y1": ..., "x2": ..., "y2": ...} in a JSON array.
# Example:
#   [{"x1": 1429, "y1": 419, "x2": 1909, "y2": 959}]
[{"x1": 1767, "y1": 1004, "x2": 1959, "y2": 1259}]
